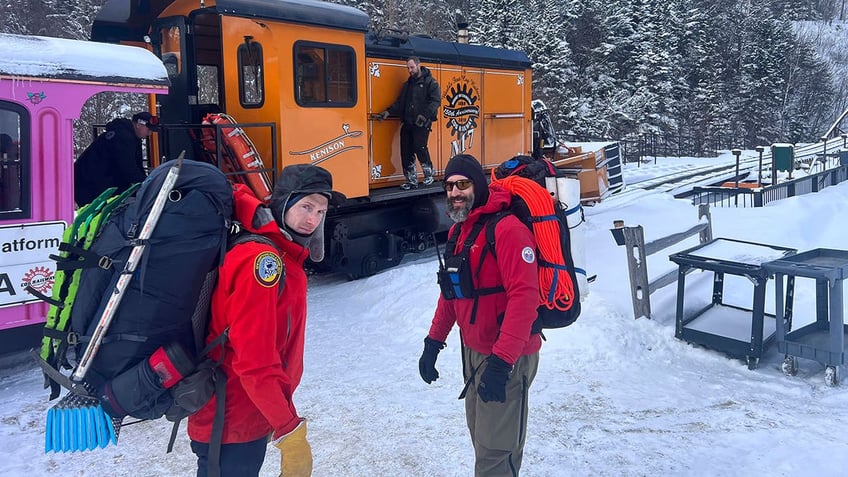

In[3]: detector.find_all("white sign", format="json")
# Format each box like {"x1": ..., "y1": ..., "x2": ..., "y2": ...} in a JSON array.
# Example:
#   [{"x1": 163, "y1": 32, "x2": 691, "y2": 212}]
[{"x1": 0, "y1": 221, "x2": 66, "y2": 308}]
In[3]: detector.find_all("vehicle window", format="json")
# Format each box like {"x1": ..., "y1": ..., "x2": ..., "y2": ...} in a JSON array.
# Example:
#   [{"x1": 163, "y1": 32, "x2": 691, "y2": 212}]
[
  {"x1": 238, "y1": 40, "x2": 264, "y2": 107},
  {"x1": 0, "y1": 102, "x2": 28, "y2": 218},
  {"x1": 160, "y1": 26, "x2": 182, "y2": 78},
  {"x1": 295, "y1": 42, "x2": 356, "y2": 107},
  {"x1": 197, "y1": 64, "x2": 220, "y2": 105}
]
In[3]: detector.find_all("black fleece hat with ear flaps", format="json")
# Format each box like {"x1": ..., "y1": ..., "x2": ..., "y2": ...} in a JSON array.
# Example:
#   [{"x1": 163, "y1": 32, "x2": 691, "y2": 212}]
[
  {"x1": 270, "y1": 164, "x2": 345, "y2": 220},
  {"x1": 269, "y1": 164, "x2": 346, "y2": 261},
  {"x1": 444, "y1": 154, "x2": 489, "y2": 209}
]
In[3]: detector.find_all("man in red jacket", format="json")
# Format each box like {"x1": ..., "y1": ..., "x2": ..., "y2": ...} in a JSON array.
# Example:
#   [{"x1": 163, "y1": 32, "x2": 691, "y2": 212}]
[
  {"x1": 419, "y1": 154, "x2": 541, "y2": 476},
  {"x1": 188, "y1": 164, "x2": 344, "y2": 477}
]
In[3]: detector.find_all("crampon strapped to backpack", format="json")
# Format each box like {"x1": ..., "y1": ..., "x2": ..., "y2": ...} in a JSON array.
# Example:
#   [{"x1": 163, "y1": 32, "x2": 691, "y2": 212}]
[
  {"x1": 30, "y1": 159, "x2": 237, "y2": 454},
  {"x1": 436, "y1": 155, "x2": 585, "y2": 334}
]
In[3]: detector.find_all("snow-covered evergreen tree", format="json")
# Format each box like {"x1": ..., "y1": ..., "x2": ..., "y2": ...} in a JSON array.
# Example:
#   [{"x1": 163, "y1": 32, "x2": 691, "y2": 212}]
[{"x1": 1, "y1": 0, "x2": 845, "y2": 154}]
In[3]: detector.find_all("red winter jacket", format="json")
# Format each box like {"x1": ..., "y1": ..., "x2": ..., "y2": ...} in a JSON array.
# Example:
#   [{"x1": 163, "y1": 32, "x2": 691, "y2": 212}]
[
  {"x1": 428, "y1": 186, "x2": 542, "y2": 365},
  {"x1": 188, "y1": 185, "x2": 309, "y2": 443}
]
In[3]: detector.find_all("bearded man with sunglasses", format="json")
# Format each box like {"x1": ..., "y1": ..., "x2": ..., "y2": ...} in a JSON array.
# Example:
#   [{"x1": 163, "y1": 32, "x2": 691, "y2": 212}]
[{"x1": 419, "y1": 154, "x2": 541, "y2": 476}]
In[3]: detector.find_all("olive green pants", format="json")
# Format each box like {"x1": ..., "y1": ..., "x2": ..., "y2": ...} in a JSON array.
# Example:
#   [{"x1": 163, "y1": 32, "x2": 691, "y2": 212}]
[{"x1": 462, "y1": 347, "x2": 540, "y2": 477}]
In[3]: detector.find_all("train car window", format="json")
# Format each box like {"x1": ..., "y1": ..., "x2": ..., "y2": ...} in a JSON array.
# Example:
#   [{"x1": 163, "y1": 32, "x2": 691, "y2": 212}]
[
  {"x1": 0, "y1": 102, "x2": 29, "y2": 219},
  {"x1": 160, "y1": 26, "x2": 182, "y2": 78},
  {"x1": 197, "y1": 65, "x2": 220, "y2": 105},
  {"x1": 238, "y1": 40, "x2": 264, "y2": 108},
  {"x1": 294, "y1": 42, "x2": 356, "y2": 107}
]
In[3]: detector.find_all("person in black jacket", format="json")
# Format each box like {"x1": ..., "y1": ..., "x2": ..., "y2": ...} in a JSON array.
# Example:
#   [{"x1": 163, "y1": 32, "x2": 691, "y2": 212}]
[
  {"x1": 73, "y1": 112, "x2": 160, "y2": 206},
  {"x1": 379, "y1": 57, "x2": 441, "y2": 190}
]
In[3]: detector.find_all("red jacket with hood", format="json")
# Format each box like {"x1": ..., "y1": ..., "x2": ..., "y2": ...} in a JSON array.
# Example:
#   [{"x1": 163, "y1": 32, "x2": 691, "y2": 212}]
[
  {"x1": 428, "y1": 186, "x2": 542, "y2": 364},
  {"x1": 188, "y1": 184, "x2": 309, "y2": 443}
]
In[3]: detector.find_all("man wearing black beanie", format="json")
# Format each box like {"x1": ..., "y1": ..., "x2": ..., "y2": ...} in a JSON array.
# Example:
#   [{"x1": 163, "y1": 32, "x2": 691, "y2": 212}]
[
  {"x1": 442, "y1": 153, "x2": 490, "y2": 211},
  {"x1": 419, "y1": 154, "x2": 541, "y2": 476}
]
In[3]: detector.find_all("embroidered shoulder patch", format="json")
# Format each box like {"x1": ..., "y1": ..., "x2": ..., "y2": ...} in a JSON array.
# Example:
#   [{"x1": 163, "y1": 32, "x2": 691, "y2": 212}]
[
  {"x1": 254, "y1": 251, "x2": 283, "y2": 287},
  {"x1": 521, "y1": 246, "x2": 536, "y2": 264}
]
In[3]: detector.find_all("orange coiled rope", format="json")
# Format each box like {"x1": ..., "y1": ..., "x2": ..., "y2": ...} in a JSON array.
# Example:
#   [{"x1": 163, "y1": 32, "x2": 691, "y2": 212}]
[{"x1": 491, "y1": 174, "x2": 576, "y2": 311}]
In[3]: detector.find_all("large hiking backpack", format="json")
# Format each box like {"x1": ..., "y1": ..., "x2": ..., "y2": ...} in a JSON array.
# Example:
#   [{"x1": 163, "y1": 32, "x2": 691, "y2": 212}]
[
  {"x1": 35, "y1": 161, "x2": 284, "y2": 473},
  {"x1": 36, "y1": 159, "x2": 233, "y2": 421},
  {"x1": 437, "y1": 155, "x2": 582, "y2": 334}
]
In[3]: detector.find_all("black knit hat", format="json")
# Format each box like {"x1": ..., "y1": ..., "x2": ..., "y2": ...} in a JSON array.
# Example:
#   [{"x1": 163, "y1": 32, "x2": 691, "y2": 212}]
[{"x1": 444, "y1": 154, "x2": 489, "y2": 209}]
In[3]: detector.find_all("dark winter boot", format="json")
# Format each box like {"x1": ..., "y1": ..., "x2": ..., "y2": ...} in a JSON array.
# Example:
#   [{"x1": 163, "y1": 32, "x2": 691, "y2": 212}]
[
  {"x1": 400, "y1": 168, "x2": 418, "y2": 190},
  {"x1": 422, "y1": 164, "x2": 434, "y2": 186}
]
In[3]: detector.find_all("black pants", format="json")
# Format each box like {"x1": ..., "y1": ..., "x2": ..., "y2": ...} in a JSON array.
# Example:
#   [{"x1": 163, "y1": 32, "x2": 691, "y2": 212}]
[
  {"x1": 191, "y1": 436, "x2": 267, "y2": 477},
  {"x1": 400, "y1": 122, "x2": 433, "y2": 180}
]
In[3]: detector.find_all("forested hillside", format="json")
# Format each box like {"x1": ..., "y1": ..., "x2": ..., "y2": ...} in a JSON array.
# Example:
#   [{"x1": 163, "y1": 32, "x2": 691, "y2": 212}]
[{"x1": 2, "y1": 0, "x2": 847, "y2": 154}]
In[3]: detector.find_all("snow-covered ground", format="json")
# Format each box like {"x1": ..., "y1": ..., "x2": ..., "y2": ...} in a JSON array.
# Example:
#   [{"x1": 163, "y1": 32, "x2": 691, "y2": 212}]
[{"x1": 2, "y1": 152, "x2": 847, "y2": 476}]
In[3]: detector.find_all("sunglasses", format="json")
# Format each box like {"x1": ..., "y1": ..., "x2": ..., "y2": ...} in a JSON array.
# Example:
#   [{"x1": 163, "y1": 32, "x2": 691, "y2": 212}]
[{"x1": 444, "y1": 179, "x2": 473, "y2": 192}]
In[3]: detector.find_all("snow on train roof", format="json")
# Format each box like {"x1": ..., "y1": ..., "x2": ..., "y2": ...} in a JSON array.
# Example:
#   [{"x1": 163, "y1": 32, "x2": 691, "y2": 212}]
[{"x1": 0, "y1": 33, "x2": 168, "y2": 87}]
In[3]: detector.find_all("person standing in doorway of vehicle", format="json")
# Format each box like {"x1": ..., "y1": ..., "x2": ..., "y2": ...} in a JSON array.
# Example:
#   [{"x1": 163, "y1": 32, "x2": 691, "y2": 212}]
[
  {"x1": 73, "y1": 111, "x2": 159, "y2": 206},
  {"x1": 378, "y1": 56, "x2": 441, "y2": 190},
  {"x1": 188, "y1": 164, "x2": 345, "y2": 477},
  {"x1": 418, "y1": 154, "x2": 541, "y2": 476}
]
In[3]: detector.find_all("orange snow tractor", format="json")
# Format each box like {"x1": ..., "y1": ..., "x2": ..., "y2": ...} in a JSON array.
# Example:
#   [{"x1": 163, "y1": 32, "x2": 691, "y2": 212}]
[{"x1": 92, "y1": 0, "x2": 620, "y2": 277}]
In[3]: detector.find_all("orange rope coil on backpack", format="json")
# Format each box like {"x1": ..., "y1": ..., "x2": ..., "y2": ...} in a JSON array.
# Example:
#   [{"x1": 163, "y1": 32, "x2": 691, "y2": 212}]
[{"x1": 490, "y1": 174, "x2": 576, "y2": 312}]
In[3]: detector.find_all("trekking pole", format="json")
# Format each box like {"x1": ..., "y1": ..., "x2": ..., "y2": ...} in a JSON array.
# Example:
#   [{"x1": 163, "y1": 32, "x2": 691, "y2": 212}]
[{"x1": 72, "y1": 153, "x2": 185, "y2": 382}]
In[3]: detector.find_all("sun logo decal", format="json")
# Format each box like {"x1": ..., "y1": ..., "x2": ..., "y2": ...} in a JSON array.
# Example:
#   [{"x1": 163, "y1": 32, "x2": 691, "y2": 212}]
[
  {"x1": 443, "y1": 79, "x2": 480, "y2": 138},
  {"x1": 22, "y1": 266, "x2": 55, "y2": 295}
]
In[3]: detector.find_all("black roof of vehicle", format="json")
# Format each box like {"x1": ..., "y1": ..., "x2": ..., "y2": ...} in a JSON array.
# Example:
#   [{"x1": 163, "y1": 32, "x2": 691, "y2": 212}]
[
  {"x1": 366, "y1": 32, "x2": 530, "y2": 70},
  {"x1": 92, "y1": 0, "x2": 529, "y2": 70},
  {"x1": 92, "y1": 0, "x2": 369, "y2": 43}
]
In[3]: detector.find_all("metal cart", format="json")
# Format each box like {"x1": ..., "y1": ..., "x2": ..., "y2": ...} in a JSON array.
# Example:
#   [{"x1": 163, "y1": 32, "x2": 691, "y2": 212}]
[
  {"x1": 762, "y1": 249, "x2": 848, "y2": 386},
  {"x1": 669, "y1": 238, "x2": 796, "y2": 369}
]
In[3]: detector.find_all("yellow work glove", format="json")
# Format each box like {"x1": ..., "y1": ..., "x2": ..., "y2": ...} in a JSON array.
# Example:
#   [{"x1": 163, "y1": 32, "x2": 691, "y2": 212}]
[{"x1": 272, "y1": 419, "x2": 313, "y2": 477}]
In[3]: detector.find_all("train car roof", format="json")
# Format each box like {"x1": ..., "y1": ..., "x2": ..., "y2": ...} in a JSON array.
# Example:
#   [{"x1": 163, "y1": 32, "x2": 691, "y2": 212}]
[
  {"x1": 0, "y1": 33, "x2": 169, "y2": 86},
  {"x1": 92, "y1": 0, "x2": 370, "y2": 43},
  {"x1": 366, "y1": 33, "x2": 531, "y2": 70}
]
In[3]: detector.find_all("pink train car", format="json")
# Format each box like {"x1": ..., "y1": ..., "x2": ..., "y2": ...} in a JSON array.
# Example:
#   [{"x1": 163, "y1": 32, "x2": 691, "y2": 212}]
[{"x1": 0, "y1": 33, "x2": 167, "y2": 352}]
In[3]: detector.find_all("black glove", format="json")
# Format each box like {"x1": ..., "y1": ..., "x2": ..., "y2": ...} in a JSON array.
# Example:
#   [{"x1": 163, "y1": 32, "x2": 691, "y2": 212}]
[
  {"x1": 477, "y1": 355, "x2": 512, "y2": 403},
  {"x1": 415, "y1": 114, "x2": 428, "y2": 127},
  {"x1": 165, "y1": 364, "x2": 219, "y2": 422},
  {"x1": 377, "y1": 111, "x2": 390, "y2": 121},
  {"x1": 418, "y1": 337, "x2": 446, "y2": 384}
]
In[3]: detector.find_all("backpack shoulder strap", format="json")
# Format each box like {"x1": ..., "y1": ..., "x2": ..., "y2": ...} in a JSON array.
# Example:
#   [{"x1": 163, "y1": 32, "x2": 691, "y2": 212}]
[
  {"x1": 483, "y1": 210, "x2": 514, "y2": 260},
  {"x1": 444, "y1": 215, "x2": 491, "y2": 258},
  {"x1": 443, "y1": 223, "x2": 461, "y2": 258},
  {"x1": 462, "y1": 216, "x2": 490, "y2": 253},
  {"x1": 468, "y1": 213, "x2": 506, "y2": 300}
]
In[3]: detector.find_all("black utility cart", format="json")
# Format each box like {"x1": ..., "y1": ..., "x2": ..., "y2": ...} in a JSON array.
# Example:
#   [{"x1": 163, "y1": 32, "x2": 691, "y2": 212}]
[
  {"x1": 762, "y1": 248, "x2": 848, "y2": 386},
  {"x1": 669, "y1": 238, "x2": 796, "y2": 369}
]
